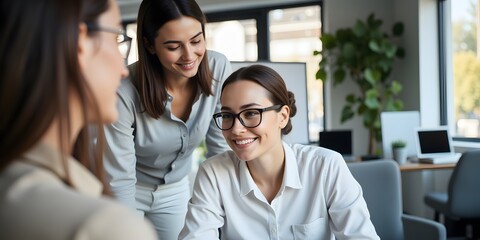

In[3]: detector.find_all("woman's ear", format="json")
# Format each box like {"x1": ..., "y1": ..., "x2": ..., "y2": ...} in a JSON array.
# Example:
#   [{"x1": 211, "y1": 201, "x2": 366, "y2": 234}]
[
  {"x1": 279, "y1": 105, "x2": 290, "y2": 129},
  {"x1": 143, "y1": 37, "x2": 156, "y2": 54},
  {"x1": 77, "y1": 23, "x2": 91, "y2": 69}
]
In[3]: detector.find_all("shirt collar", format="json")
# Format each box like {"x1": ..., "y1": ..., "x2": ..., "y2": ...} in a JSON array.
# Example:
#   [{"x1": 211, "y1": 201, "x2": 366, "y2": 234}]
[
  {"x1": 239, "y1": 142, "x2": 303, "y2": 196},
  {"x1": 22, "y1": 142, "x2": 103, "y2": 197}
]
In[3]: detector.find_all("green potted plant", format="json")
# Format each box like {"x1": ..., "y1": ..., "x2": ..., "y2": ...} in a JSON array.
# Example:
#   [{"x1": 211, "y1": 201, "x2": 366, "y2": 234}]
[
  {"x1": 314, "y1": 13, "x2": 405, "y2": 156},
  {"x1": 391, "y1": 139, "x2": 407, "y2": 164}
]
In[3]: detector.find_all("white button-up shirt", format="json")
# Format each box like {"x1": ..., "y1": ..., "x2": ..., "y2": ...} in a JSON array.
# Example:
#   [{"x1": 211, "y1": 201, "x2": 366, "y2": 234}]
[{"x1": 180, "y1": 142, "x2": 379, "y2": 240}]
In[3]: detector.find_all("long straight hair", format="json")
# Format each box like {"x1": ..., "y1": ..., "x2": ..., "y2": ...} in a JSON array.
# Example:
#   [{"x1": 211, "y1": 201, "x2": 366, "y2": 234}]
[
  {"x1": 135, "y1": 0, "x2": 213, "y2": 119},
  {"x1": 0, "y1": 0, "x2": 110, "y2": 192}
]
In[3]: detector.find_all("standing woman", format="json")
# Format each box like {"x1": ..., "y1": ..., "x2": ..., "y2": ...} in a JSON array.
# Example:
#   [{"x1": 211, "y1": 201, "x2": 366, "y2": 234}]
[
  {"x1": 0, "y1": 0, "x2": 156, "y2": 239},
  {"x1": 103, "y1": 0, "x2": 231, "y2": 238},
  {"x1": 180, "y1": 65, "x2": 379, "y2": 239}
]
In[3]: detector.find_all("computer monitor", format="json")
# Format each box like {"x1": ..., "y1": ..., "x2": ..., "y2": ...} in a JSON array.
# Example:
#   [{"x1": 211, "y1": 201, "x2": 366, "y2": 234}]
[{"x1": 319, "y1": 130, "x2": 353, "y2": 160}]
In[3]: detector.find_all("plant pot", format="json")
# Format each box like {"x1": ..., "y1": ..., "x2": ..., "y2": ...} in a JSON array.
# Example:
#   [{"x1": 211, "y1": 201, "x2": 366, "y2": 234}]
[{"x1": 392, "y1": 147, "x2": 407, "y2": 165}]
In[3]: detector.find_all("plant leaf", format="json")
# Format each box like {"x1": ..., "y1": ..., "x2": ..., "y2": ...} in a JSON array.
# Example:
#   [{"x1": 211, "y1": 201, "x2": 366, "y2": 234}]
[
  {"x1": 364, "y1": 68, "x2": 381, "y2": 85},
  {"x1": 316, "y1": 69, "x2": 327, "y2": 81},
  {"x1": 341, "y1": 106, "x2": 355, "y2": 123},
  {"x1": 346, "y1": 94, "x2": 356, "y2": 103},
  {"x1": 320, "y1": 34, "x2": 336, "y2": 49},
  {"x1": 369, "y1": 40, "x2": 381, "y2": 53},
  {"x1": 364, "y1": 89, "x2": 379, "y2": 109},
  {"x1": 390, "y1": 80, "x2": 402, "y2": 94},
  {"x1": 392, "y1": 22, "x2": 404, "y2": 36},
  {"x1": 342, "y1": 43, "x2": 356, "y2": 60},
  {"x1": 333, "y1": 68, "x2": 346, "y2": 84},
  {"x1": 353, "y1": 20, "x2": 367, "y2": 37}
]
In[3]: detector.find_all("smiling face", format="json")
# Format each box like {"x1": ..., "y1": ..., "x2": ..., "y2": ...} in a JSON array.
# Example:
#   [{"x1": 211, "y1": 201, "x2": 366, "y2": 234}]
[
  {"x1": 220, "y1": 80, "x2": 289, "y2": 162},
  {"x1": 149, "y1": 16, "x2": 206, "y2": 81},
  {"x1": 80, "y1": 0, "x2": 128, "y2": 123}
]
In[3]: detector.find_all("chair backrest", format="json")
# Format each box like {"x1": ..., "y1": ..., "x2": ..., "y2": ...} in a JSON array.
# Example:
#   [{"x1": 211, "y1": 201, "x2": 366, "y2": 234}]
[
  {"x1": 448, "y1": 150, "x2": 480, "y2": 218},
  {"x1": 348, "y1": 160, "x2": 404, "y2": 240}
]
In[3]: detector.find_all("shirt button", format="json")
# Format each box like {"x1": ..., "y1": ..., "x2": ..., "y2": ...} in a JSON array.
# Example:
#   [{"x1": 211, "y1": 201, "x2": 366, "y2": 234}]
[{"x1": 171, "y1": 163, "x2": 176, "y2": 169}]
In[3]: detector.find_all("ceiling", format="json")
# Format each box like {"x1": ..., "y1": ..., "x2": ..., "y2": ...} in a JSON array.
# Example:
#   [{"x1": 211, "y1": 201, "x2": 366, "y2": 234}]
[{"x1": 117, "y1": 0, "x2": 316, "y2": 21}]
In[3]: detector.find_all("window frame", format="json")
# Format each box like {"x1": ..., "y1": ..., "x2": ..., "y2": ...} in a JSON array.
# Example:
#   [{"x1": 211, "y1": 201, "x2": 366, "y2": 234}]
[
  {"x1": 439, "y1": 0, "x2": 480, "y2": 142},
  {"x1": 205, "y1": 1, "x2": 323, "y2": 61}
]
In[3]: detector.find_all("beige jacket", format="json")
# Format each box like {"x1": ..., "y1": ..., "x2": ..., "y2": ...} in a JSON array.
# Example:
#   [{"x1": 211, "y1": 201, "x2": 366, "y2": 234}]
[{"x1": 0, "y1": 143, "x2": 157, "y2": 240}]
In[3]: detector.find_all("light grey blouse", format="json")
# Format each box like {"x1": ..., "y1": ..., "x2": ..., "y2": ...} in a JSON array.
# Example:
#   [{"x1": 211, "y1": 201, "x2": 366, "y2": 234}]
[{"x1": 104, "y1": 50, "x2": 231, "y2": 208}]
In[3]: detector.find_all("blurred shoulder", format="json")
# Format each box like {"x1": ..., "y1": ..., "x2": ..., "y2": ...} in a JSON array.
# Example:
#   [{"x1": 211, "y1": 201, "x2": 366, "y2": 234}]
[
  {"x1": 207, "y1": 50, "x2": 229, "y2": 63},
  {"x1": 0, "y1": 163, "x2": 156, "y2": 240},
  {"x1": 200, "y1": 150, "x2": 238, "y2": 172},
  {"x1": 74, "y1": 198, "x2": 157, "y2": 240},
  {"x1": 288, "y1": 143, "x2": 345, "y2": 167}
]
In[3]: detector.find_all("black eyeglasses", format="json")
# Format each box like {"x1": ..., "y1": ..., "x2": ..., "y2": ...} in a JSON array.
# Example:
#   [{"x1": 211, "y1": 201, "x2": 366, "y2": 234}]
[
  {"x1": 87, "y1": 24, "x2": 132, "y2": 60},
  {"x1": 213, "y1": 105, "x2": 283, "y2": 130}
]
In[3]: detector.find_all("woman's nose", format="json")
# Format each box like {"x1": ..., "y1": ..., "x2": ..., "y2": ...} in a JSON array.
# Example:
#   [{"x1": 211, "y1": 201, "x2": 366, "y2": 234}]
[
  {"x1": 230, "y1": 117, "x2": 246, "y2": 134},
  {"x1": 181, "y1": 44, "x2": 194, "y2": 60}
]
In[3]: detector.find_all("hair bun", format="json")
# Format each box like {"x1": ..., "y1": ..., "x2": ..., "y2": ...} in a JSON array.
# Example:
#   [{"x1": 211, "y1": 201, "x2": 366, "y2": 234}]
[{"x1": 287, "y1": 91, "x2": 297, "y2": 117}]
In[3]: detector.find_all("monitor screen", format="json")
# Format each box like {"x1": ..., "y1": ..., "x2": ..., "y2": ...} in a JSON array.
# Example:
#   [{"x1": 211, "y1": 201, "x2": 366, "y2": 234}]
[
  {"x1": 319, "y1": 130, "x2": 352, "y2": 155},
  {"x1": 418, "y1": 130, "x2": 451, "y2": 154}
]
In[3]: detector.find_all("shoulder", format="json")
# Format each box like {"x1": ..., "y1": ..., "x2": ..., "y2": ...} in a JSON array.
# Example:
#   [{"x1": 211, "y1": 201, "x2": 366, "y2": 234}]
[
  {"x1": 199, "y1": 151, "x2": 238, "y2": 174},
  {"x1": 207, "y1": 50, "x2": 229, "y2": 64},
  {"x1": 207, "y1": 50, "x2": 231, "y2": 76},
  {"x1": 116, "y1": 64, "x2": 139, "y2": 104},
  {"x1": 0, "y1": 163, "x2": 156, "y2": 239},
  {"x1": 288, "y1": 143, "x2": 345, "y2": 170},
  {"x1": 74, "y1": 199, "x2": 157, "y2": 240},
  {"x1": 206, "y1": 50, "x2": 232, "y2": 90}
]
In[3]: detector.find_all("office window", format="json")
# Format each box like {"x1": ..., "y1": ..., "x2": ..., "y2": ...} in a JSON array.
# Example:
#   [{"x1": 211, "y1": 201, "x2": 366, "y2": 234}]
[
  {"x1": 206, "y1": 20, "x2": 258, "y2": 61},
  {"x1": 206, "y1": 3, "x2": 323, "y2": 142},
  {"x1": 269, "y1": 6, "x2": 322, "y2": 141},
  {"x1": 125, "y1": 23, "x2": 137, "y2": 65},
  {"x1": 451, "y1": 0, "x2": 480, "y2": 138}
]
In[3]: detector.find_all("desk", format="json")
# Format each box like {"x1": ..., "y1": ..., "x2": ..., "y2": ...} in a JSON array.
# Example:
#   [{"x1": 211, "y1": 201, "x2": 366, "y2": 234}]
[
  {"x1": 400, "y1": 161, "x2": 455, "y2": 219},
  {"x1": 399, "y1": 162, "x2": 456, "y2": 172}
]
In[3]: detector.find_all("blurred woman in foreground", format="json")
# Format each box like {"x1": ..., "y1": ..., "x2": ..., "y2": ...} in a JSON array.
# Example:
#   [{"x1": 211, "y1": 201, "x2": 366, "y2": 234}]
[{"x1": 0, "y1": 0, "x2": 156, "y2": 239}]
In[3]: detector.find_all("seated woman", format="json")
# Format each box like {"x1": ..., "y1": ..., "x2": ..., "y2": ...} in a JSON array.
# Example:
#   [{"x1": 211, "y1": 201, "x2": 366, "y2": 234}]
[{"x1": 180, "y1": 64, "x2": 379, "y2": 239}]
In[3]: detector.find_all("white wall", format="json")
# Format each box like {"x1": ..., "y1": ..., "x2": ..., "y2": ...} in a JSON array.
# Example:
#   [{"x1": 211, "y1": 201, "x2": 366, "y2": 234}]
[{"x1": 322, "y1": 0, "x2": 441, "y2": 157}]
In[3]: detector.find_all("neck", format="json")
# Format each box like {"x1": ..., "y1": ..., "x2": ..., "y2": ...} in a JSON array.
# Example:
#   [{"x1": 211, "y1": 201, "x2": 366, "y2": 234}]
[
  {"x1": 247, "y1": 141, "x2": 286, "y2": 186},
  {"x1": 164, "y1": 73, "x2": 190, "y2": 92},
  {"x1": 40, "y1": 97, "x2": 83, "y2": 154}
]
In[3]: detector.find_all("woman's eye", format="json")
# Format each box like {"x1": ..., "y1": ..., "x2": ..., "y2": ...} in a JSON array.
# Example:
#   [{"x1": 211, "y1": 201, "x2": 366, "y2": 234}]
[
  {"x1": 191, "y1": 40, "x2": 201, "y2": 45},
  {"x1": 221, "y1": 113, "x2": 233, "y2": 119},
  {"x1": 244, "y1": 111, "x2": 259, "y2": 118},
  {"x1": 167, "y1": 46, "x2": 180, "y2": 51}
]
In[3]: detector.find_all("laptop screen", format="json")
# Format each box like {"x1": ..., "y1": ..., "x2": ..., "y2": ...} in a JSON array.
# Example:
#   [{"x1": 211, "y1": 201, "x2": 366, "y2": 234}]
[{"x1": 417, "y1": 129, "x2": 451, "y2": 154}]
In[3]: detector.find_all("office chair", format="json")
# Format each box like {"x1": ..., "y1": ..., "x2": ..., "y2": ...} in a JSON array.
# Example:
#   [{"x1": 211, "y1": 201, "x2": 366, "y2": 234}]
[
  {"x1": 424, "y1": 150, "x2": 480, "y2": 239},
  {"x1": 348, "y1": 160, "x2": 446, "y2": 240}
]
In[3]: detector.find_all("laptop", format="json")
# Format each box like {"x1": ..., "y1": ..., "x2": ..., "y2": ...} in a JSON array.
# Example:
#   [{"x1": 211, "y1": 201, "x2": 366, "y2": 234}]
[
  {"x1": 319, "y1": 130, "x2": 354, "y2": 161},
  {"x1": 414, "y1": 126, "x2": 461, "y2": 164}
]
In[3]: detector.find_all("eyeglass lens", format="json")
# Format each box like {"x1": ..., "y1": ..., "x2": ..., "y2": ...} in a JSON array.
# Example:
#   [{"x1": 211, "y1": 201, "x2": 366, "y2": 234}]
[
  {"x1": 214, "y1": 109, "x2": 262, "y2": 130},
  {"x1": 116, "y1": 34, "x2": 131, "y2": 59}
]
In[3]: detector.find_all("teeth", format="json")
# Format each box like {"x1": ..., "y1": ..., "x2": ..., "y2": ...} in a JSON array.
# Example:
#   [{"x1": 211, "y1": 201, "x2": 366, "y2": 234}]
[
  {"x1": 182, "y1": 62, "x2": 194, "y2": 68},
  {"x1": 235, "y1": 139, "x2": 255, "y2": 145}
]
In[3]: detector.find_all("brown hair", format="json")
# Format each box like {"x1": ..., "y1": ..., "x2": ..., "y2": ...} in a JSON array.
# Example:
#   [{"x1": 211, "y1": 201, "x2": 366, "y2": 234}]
[
  {"x1": 135, "y1": 0, "x2": 213, "y2": 118},
  {"x1": 221, "y1": 64, "x2": 297, "y2": 135},
  {"x1": 0, "y1": 0, "x2": 110, "y2": 192}
]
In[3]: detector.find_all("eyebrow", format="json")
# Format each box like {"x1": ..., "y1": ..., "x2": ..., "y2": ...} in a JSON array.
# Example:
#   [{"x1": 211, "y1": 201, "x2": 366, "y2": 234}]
[
  {"x1": 221, "y1": 103, "x2": 262, "y2": 112},
  {"x1": 162, "y1": 32, "x2": 203, "y2": 45}
]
